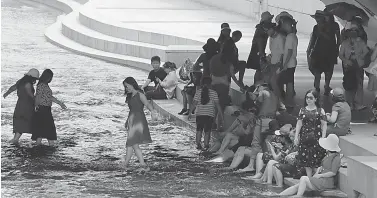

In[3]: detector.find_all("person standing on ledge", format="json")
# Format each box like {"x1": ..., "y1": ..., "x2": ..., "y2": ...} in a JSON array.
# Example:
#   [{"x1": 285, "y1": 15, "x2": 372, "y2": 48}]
[
  {"x1": 217, "y1": 23, "x2": 231, "y2": 53},
  {"x1": 246, "y1": 11, "x2": 274, "y2": 84},
  {"x1": 3, "y1": 68, "x2": 40, "y2": 145}
]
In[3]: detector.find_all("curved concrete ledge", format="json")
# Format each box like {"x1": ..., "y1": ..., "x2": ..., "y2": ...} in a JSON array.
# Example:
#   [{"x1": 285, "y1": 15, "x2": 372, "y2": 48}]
[
  {"x1": 29, "y1": 0, "x2": 77, "y2": 13},
  {"x1": 62, "y1": 12, "x2": 168, "y2": 61},
  {"x1": 78, "y1": 7, "x2": 204, "y2": 46}
]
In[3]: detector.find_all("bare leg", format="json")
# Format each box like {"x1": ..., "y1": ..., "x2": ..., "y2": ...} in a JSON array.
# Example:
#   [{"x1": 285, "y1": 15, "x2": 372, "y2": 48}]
[
  {"x1": 206, "y1": 149, "x2": 234, "y2": 163},
  {"x1": 255, "y1": 153, "x2": 264, "y2": 173},
  {"x1": 203, "y1": 131, "x2": 211, "y2": 149},
  {"x1": 123, "y1": 146, "x2": 134, "y2": 167},
  {"x1": 226, "y1": 147, "x2": 247, "y2": 169},
  {"x1": 133, "y1": 144, "x2": 147, "y2": 167},
  {"x1": 181, "y1": 91, "x2": 188, "y2": 110},
  {"x1": 305, "y1": 167, "x2": 313, "y2": 177},
  {"x1": 235, "y1": 158, "x2": 255, "y2": 173},
  {"x1": 196, "y1": 130, "x2": 203, "y2": 149},
  {"x1": 279, "y1": 184, "x2": 299, "y2": 196},
  {"x1": 266, "y1": 160, "x2": 278, "y2": 184},
  {"x1": 214, "y1": 133, "x2": 237, "y2": 154},
  {"x1": 297, "y1": 176, "x2": 315, "y2": 196},
  {"x1": 273, "y1": 166, "x2": 284, "y2": 187},
  {"x1": 10, "y1": 133, "x2": 22, "y2": 144}
]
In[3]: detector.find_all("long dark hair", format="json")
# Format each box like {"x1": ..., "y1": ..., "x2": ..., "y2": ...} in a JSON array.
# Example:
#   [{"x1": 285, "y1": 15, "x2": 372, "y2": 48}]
[
  {"x1": 16, "y1": 75, "x2": 37, "y2": 90},
  {"x1": 38, "y1": 69, "x2": 53, "y2": 85},
  {"x1": 200, "y1": 77, "x2": 212, "y2": 105},
  {"x1": 304, "y1": 89, "x2": 320, "y2": 108},
  {"x1": 123, "y1": 77, "x2": 143, "y2": 102}
]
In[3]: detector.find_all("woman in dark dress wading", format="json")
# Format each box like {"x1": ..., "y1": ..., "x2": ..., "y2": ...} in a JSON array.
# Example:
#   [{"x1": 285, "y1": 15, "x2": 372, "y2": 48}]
[
  {"x1": 123, "y1": 77, "x2": 158, "y2": 171},
  {"x1": 32, "y1": 69, "x2": 66, "y2": 146},
  {"x1": 3, "y1": 68, "x2": 40, "y2": 145}
]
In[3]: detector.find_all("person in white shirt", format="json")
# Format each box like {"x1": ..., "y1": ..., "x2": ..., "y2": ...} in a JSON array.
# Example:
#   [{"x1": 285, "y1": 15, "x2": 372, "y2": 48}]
[
  {"x1": 277, "y1": 18, "x2": 298, "y2": 108},
  {"x1": 265, "y1": 23, "x2": 286, "y2": 110},
  {"x1": 147, "y1": 62, "x2": 178, "y2": 100}
]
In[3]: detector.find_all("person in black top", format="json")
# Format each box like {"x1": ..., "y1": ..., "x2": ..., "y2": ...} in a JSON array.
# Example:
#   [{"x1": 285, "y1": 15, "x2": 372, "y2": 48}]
[
  {"x1": 141, "y1": 56, "x2": 167, "y2": 92},
  {"x1": 217, "y1": 23, "x2": 231, "y2": 53},
  {"x1": 223, "y1": 30, "x2": 247, "y2": 87},
  {"x1": 246, "y1": 11, "x2": 274, "y2": 84}
]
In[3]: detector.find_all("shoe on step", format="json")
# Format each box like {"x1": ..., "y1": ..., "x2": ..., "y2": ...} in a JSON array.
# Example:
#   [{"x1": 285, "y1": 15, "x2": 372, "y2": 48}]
[{"x1": 178, "y1": 109, "x2": 188, "y2": 115}]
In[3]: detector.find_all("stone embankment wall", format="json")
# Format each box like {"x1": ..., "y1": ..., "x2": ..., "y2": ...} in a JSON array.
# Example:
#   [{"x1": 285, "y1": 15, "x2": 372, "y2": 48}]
[{"x1": 190, "y1": 0, "x2": 325, "y2": 35}]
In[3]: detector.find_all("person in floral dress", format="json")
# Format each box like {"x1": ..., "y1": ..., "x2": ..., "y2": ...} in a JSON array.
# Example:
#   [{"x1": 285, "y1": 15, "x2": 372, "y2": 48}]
[{"x1": 294, "y1": 89, "x2": 327, "y2": 177}]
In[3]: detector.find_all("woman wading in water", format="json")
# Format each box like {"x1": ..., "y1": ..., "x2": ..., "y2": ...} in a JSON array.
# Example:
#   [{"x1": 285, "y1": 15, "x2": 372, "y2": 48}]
[
  {"x1": 3, "y1": 68, "x2": 39, "y2": 145},
  {"x1": 123, "y1": 77, "x2": 158, "y2": 171}
]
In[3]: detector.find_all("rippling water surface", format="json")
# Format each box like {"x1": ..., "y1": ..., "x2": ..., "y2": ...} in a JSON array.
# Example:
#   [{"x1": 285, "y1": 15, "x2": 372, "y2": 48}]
[{"x1": 0, "y1": 1, "x2": 288, "y2": 197}]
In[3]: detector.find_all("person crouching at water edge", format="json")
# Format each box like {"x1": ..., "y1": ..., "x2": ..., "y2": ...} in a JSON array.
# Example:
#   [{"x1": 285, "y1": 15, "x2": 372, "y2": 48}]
[
  {"x1": 32, "y1": 69, "x2": 66, "y2": 146},
  {"x1": 279, "y1": 134, "x2": 341, "y2": 196},
  {"x1": 3, "y1": 68, "x2": 40, "y2": 145},
  {"x1": 188, "y1": 77, "x2": 224, "y2": 150},
  {"x1": 123, "y1": 77, "x2": 158, "y2": 171}
]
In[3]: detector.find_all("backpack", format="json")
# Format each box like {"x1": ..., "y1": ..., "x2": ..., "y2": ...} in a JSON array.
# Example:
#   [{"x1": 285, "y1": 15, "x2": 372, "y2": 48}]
[{"x1": 178, "y1": 59, "x2": 193, "y2": 81}]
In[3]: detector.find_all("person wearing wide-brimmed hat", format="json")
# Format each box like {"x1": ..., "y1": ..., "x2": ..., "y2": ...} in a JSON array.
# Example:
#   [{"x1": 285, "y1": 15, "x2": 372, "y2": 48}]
[
  {"x1": 246, "y1": 11, "x2": 274, "y2": 84},
  {"x1": 280, "y1": 134, "x2": 341, "y2": 196},
  {"x1": 308, "y1": 10, "x2": 339, "y2": 96},
  {"x1": 3, "y1": 68, "x2": 40, "y2": 145},
  {"x1": 326, "y1": 88, "x2": 351, "y2": 136}
]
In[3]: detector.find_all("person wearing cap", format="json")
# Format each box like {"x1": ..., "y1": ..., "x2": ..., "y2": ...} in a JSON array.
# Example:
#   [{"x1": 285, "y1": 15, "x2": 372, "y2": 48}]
[
  {"x1": 339, "y1": 29, "x2": 369, "y2": 110},
  {"x1": 246, "y1": 11, "x2": 274, "y2": 84},
  {"x1": 3, "y1": 68, "x2": 40, "y2": 145},
  {"x1": 147, "y1": 61, "x2": 179, "y2": 100},
  {"x1": 217, "y1": 23, "x2": 231, "y2": 52},
  {"x1": 326, "y1": 88, "x2": 351, "y2": 136},
  {"x1": 308, "y1": 10, "x2": 339, "y2": 96},
  {"x1": 280, "y1": 134, "x2": 341, "y2": 196}
]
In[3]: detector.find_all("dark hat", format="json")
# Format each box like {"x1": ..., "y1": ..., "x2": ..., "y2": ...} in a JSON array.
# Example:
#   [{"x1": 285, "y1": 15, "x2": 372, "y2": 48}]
[
  {"x1": 203, "y1": 38, "x2": 218, "y2": 53},
  {"x1": 311, "y1": 10, "x2": 326, "y2": 19},
  {"x1": 262, "y1": 22, "x2": 277, "y2": 30}
]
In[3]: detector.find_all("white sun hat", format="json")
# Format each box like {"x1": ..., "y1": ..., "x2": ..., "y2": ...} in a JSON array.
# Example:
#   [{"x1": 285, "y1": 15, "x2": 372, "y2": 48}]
[
  {"x1": 319, "y1": 134, "x2": 341, "y2": 152},
  {"x1": 24, "y1": 68, "x2": 40, "y2": 79}
]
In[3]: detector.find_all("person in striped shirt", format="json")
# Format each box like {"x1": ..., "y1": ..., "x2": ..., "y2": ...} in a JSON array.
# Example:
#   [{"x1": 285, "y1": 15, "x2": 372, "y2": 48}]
[{"x1": 188, "y1": 77, "x2": 224, "y2": 150}]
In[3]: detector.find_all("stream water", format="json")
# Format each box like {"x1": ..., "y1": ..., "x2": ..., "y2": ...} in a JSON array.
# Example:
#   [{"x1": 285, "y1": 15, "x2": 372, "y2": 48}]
[{"x1": 0, "y1": 0, "x2": 288, "y2": 197}]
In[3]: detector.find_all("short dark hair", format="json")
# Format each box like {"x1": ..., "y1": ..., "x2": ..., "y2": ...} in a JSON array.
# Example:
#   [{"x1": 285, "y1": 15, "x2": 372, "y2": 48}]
[
  {"x1": 232, "y1": 30, "x2": 242, "y2": 37},
  {"x1": 38, "y1": 69, "x2": 53, "y2": 85},
  {"x1": 162, "y1": 61, "x2": 177, "y2": 70},
  {"x1": 151, "y1": 56, "x2": 161, "y2": 63}
]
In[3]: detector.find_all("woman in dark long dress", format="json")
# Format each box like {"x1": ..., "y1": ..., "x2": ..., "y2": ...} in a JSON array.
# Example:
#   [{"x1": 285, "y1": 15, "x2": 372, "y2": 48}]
[
  {"x1": 294, "y1": 89, "x2": 327, "y2": 177},
  {"x1": 308, "y1": 11, "x2": 339, "y2": 95},
  {"x1": 3, "y1": 68, "x2": 40, "y2": 145},
  {"x1": 123, "y1": 77, "x2": 157, "y2": 171},
  {"x1": 32, "y1": 69, "x2": 66, "y2": 146}
]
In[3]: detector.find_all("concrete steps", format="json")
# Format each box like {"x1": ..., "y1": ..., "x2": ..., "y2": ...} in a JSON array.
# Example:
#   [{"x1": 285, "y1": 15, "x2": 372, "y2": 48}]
[
  {"x1": 78, "y1": 6, "x2": 204, "y2": 46},
  {"x1": 62, "y1": 12, "x2": 169, "y2": 61},
  {"x1": 45, "y1": 17, "x2": 154, "y2": 72}
]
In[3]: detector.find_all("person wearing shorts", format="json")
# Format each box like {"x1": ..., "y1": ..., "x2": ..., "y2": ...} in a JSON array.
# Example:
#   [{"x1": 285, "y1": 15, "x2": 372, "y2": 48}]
[{"x1": 189, "y1": 77, "x2": 223, "y2": 150}]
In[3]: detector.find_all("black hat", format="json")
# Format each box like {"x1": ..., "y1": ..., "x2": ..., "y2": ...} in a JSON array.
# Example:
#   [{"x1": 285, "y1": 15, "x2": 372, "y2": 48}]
[{"x1": 203, "y1": 38, "x2": 218, "y2": 53}]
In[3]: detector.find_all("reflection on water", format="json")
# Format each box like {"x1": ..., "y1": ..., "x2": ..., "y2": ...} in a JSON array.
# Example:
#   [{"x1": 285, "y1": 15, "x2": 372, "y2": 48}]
[{"x1": 0, "y1": 0, "x2": 285, "y2": 197}]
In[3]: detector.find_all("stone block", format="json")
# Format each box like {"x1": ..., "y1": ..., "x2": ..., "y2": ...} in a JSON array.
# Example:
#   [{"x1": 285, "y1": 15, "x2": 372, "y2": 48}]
[
  {"x1": 347, "y1": 156, "x2": 377, "y2": 198},
  {"x1": 165, "y1": 45, "x2": 202, "y2": 67}
]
